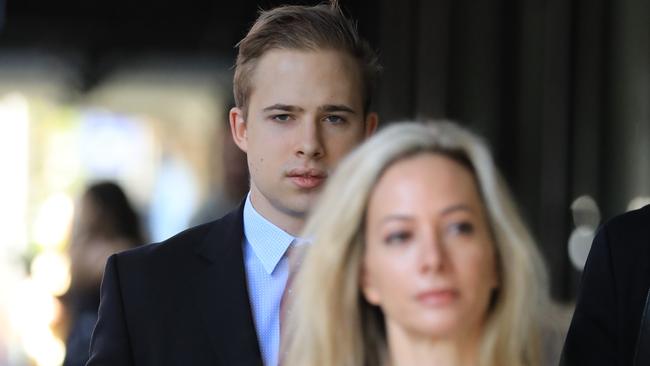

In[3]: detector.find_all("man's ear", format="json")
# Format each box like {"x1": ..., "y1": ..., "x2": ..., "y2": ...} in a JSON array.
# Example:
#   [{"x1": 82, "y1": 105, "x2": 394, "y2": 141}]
[
  {"x1": 364, "y1": 112, "x2": 379, "y2": 137},
  {"x1": 229, "y1": 107, "x2": 248, "y2": 153}
]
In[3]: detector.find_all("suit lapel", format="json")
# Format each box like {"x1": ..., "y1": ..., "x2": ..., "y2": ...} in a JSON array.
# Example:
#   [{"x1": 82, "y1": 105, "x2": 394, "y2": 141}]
[
  {"x1": 192, "y1": 203, "x2": 263, "y2": 366},
  {"x1": 634, "y1": 288, "x2": 650, "y2": 366}
]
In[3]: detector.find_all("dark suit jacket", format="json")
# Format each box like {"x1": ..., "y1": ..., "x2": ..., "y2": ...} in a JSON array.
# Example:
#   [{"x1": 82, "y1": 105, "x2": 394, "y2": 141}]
[
  {"x1": 562, "y1": 204, "x2": 650, "y2": 366},
  {"x1": 86, "y1": 203, "x2": 263, "y2": 366}
]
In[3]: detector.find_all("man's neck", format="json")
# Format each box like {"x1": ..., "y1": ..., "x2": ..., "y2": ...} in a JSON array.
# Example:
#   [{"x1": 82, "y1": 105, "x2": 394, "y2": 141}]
[{"x1": 248, "y1": 191, "x2": 306, "y2": 237}]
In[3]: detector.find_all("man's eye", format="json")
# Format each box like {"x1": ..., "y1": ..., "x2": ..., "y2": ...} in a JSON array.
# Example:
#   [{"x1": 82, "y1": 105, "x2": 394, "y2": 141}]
[
  {"x1": 272, "y1": 114, "x2": 291, "y2": 122},
  {"x1": 384, "y1": 231, "x2": 412, "y2": 245},
  {"x1": 323, "y1": 115, "x2": 345, "y2": 124}
]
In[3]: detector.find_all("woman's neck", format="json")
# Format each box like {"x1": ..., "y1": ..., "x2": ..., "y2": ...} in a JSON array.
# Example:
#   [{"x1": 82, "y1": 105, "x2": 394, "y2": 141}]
[{"x1": 386, "y1": 322, "x2": 481, "y2": 366}]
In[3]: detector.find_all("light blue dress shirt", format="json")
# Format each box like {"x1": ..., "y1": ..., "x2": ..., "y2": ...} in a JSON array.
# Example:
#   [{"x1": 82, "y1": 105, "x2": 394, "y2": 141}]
[{"x1": 243, "y1": 194, "x2": 294, "y2": 366}]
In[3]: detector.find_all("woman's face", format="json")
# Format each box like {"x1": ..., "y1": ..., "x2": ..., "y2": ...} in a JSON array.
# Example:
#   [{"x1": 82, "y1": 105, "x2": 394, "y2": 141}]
[{"x1": 362, "y1": 153, "x2": 498, "y2": 340}]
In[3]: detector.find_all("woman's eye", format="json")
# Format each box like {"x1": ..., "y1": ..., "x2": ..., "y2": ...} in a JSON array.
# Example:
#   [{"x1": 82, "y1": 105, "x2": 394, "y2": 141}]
[
  {"x1": 384, "y1": 231, "x2": 412, "y2": 245},
  {"x1": 448, "y1": 221, "x2": 474, "y2": 236}
]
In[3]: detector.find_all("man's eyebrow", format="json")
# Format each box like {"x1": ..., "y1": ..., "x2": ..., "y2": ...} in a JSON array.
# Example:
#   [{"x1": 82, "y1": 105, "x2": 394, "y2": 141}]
[
  {"x1": 262, "y1": 104, "x2": 305, "y2": 113},
  {"x1": 318, "y1": 104, "x2": 357, "y2": 114}
]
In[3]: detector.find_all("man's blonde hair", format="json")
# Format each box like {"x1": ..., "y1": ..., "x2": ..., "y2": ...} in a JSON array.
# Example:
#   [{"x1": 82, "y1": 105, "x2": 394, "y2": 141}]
[{"x1": 233, "y1": 3, "x2": 380, "y2": 115}]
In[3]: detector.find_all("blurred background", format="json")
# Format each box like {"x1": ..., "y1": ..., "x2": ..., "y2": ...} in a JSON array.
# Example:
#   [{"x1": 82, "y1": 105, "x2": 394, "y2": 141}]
[{"x1": 0, "y1": 0, "x2": 648, "y2": 364}]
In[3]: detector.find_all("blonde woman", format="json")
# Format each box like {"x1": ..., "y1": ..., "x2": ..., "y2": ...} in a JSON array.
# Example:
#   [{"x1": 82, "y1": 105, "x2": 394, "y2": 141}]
[{"x1": 285, "y1": 121, "x2": 555, "y2": 366}]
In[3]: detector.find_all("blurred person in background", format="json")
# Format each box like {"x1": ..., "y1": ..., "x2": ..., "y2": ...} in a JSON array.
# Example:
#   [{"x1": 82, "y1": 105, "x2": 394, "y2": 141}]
[
  {"x1": 191, "y1": 102, "x2": 249, "y2": 226},
  {"x1": 0, "y1": 320, "x2": 6, "y2": 366},
  {"x1": 285, "y1": 122, "x2": 562, "y2": 366},
  {"x1": 561, "y1": 204, "x2": 650, "y2": 366},
  {"x1": 86, "y1": 2, "x2": 379, "y2": 366},
  {"x1": 61, "y1": 181, "x2": 144, "y2": 366}
]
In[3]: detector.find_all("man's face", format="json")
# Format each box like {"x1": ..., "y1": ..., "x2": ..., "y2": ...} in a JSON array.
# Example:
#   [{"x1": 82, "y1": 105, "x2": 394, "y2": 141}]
[{"x1": 230, "y1": 49, "x2": 377, "y2": 234}]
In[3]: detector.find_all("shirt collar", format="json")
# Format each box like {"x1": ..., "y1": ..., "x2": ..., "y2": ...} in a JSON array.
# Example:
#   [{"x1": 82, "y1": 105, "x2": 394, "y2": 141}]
[{"x1": 243, "y1": 193, "x2": 295, "y2": 275}]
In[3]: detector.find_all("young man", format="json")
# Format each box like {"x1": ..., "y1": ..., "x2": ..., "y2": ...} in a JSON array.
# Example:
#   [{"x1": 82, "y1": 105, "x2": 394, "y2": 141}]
[{"x1": 86, "y1": 4, "x2": 379, "y2": 366}]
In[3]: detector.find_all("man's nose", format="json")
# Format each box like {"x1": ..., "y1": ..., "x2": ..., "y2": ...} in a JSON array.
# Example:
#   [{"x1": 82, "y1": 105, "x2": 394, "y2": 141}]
[{"x1": 296, "y1": 119, "x2": 324, "y2": 159}]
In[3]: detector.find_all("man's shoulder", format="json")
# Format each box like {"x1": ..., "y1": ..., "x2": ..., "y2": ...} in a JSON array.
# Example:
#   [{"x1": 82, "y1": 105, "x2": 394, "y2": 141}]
[
  {"x1": 601, "y1": 204, "x2": 650, "y2": 241},
  {"x1": 114, "y1": 206, "x2": 244, "y2": 268},
  {"x1": 594, "y1": 204, "x2": 650, "y2": 270}
]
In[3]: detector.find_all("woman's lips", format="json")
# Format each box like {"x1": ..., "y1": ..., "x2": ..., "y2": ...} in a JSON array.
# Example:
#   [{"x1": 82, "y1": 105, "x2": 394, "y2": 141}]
[{"x1": 415, "y1": 289, "x2": 459, "y2": 306}]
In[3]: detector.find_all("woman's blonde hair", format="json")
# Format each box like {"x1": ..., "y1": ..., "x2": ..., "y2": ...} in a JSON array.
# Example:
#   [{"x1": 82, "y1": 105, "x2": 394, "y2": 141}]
[{"x1": 285, "y1": 121, "x2": 551, "y2": 366}]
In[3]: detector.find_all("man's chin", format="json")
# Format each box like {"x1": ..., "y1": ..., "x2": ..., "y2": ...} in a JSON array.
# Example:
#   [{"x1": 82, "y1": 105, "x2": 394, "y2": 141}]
[{"x1": 276, "y1": 194, "x2": 319, "y2": 218}]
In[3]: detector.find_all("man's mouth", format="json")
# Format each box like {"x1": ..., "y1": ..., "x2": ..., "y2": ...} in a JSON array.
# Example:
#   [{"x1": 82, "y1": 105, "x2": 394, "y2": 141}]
[{"x1": 287, "y1": 169, "x2": 327, "y2": 189}]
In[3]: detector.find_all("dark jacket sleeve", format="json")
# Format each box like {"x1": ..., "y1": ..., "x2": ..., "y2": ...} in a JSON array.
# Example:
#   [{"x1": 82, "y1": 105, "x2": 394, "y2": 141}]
[
  {"x1": 561, "y1": 225, "x2": 618, "y2": 366},
  {"x1": 86, "y1": 254, "x2": 134, "y2": 366}
]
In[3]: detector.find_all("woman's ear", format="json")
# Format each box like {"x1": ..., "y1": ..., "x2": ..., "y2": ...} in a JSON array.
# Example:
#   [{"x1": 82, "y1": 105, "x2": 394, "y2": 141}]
[
  {"x1": 490, "y1": 247, "x2": 501, "y2": 290},
  {"x1": 360, "y1": 262, "x2": 381, "y2": 306}
]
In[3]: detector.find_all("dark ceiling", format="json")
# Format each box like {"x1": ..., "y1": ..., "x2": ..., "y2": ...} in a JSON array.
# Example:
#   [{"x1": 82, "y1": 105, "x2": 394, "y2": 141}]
[
  {"x1": 0, "y1": 0, "x2": 380, "y2": 89},
  {"x1": 1, "y1": 0, "x2": 379, "y2": 55}
]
